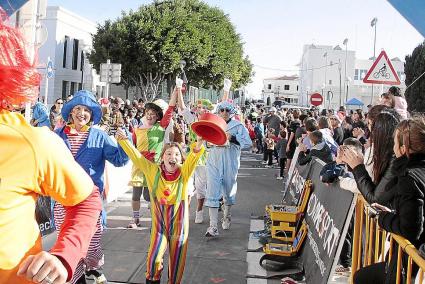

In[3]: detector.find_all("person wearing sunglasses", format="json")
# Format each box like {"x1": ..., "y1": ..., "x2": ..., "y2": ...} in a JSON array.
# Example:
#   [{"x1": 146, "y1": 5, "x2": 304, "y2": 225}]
[
  {"x1": 49, "y1": 98, "x2": 64, "y2": 129},
  {"x1": 204, "y1": 79, "x2": 252, "y2": 237}
]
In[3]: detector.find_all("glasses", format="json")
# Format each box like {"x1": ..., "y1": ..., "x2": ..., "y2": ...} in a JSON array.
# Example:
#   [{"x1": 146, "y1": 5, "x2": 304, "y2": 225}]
[{"x1": 219, "y1": 108, "x2": 231, "y2": 113}]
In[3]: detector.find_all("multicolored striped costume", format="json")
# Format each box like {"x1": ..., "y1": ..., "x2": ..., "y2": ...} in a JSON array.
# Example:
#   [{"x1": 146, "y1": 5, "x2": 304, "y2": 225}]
[
  {"x1": 119, "y1": 139, "x2": 204, "y2": 283},
  {"x1": 130, "y1": 106, "x2": 174, "y2": 186}
]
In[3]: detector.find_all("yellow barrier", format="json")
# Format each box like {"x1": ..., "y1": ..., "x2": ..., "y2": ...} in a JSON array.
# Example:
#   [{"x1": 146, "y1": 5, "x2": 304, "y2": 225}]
[{"x1": 351, "y1": 197, "x2": 425, "y2": 284}]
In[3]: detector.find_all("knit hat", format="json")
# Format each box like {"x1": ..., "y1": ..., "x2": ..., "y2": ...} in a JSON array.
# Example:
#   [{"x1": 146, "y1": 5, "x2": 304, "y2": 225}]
[{"x1": 61, "y1": 90, "x2": 102, "y2": 124}]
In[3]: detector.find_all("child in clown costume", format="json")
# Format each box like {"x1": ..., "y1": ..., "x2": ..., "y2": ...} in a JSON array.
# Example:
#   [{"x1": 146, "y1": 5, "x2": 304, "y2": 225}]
[
  {"x1": 115, "y1": 128, "x2": 205, "y2": 284},
  {"x1": 205, "y1": 79, "x2": 252, "y2": 237},
  {"x1": 53, "y1": 90, "x2": 129, "y2": 284},
  {"x1": 128, "y1": 90, "x2": 177, "y2": 228},
  {"x1": 176, "y1": 78, "x2": 213, "y2": 224}
]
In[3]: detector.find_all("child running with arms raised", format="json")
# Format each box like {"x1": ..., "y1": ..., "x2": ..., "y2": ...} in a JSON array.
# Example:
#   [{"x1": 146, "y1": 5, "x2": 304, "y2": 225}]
[{"x1": 115, "y1": 128, "x2": 205, "y2": 284}]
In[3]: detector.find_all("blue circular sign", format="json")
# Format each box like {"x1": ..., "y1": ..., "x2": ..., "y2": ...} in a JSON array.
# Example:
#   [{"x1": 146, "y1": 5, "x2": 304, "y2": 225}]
[{"x1": 47, "y1": 60, "x2": 54, "y2": 78}]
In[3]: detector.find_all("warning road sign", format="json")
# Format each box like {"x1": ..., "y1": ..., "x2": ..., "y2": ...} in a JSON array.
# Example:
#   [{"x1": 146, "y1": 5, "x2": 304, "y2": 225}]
[{"x1": 363, "y1": 50, "x2": 400, "y2": 85}]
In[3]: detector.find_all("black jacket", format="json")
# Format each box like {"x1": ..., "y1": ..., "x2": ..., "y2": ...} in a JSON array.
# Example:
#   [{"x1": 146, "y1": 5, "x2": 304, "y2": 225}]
[
  {"x1": 333, "y1": 126, "x2": 344, "y2": 145},
  {"x1": 378, "y1": 153, "x2": 425, "y2": 247},
  {"x1": 352, "y1": 157, "x2": 397, "y2": 207},
  {"x1": 298, "y1": 142, "x2": 333, "y2": 166}
]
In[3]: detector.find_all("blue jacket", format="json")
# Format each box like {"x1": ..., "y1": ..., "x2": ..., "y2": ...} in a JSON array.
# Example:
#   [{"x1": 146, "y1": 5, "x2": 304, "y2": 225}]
[
  {"x1": 55, "y1": 127, "x2": 129, "y2": 193},
  {"x1": 32, "y1": 102, "x2": 51, "y2": 127}
]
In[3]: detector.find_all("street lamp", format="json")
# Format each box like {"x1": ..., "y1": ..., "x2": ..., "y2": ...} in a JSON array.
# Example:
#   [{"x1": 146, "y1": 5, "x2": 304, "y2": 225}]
[
  {"x1": 179, "y1": 60, "x2": 188, "y2": 84},
  {"x1": 370, "y1": 17, "x2": 378, "y2": 104},
  {"x1": 338, "y1": 59, "x2": 342, "y2": 107},
  {"x1": 343, "y1": 38, "x2": 348, "y2": 104}
]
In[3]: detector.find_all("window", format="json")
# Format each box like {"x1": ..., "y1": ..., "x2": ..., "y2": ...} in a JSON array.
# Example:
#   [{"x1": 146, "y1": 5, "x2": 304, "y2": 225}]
[
  {"x1": 267, "y1": 84, "x2": 272, "y2": 90},
  {"x1": 70, "y1": 82, "x2": 76, "y2": 97},
  {"x1": 62, "y1": 81, "x2": 69, "y2": 99},
  {"x1": 354, "y1": 69, "x2": 359, "y2": 80},
  {"x1": 284, "y1": 85, "x2": 290, "y2": 90},
  {"x1": 328, "y1": 80, "x2": 332, "y2": 85},
  {"x1": 78, "y1": 83, "x2": 82, "y2": 91},
  {"x1": 297, "y1": 85, "x2": 299, "y2": 91},
  {"x1": 72, "y1": 39, "x2": 79, "y2": 70},
  {"x1": 80, "y1": 51, "x2": 84, "y2": 71},
  {"x1": 63, "y1": 36, "x2": 69, "y2": 68}
]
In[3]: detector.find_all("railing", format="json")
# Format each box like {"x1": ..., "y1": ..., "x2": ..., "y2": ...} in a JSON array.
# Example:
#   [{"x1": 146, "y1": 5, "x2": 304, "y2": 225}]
[{"x1": 351, "y1": 197, "x2": 425, "y2": 284}]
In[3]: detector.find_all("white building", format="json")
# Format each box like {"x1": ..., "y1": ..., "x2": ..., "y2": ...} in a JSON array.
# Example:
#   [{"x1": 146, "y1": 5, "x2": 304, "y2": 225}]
[
  {"x1": 262, "y1": 75, "x2": 299, "y2": 106},
  {"x1": 37, "y1": 6, "x2": 106, "y2": 105},
  {"x1": 298, "y1": 44, "x2": 405, "y2": 109}
]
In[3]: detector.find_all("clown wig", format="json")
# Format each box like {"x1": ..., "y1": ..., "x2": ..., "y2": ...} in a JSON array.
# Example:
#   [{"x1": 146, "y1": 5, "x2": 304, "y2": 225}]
[{"x1": 0, "y1": 10, "x2": 40, "y2": 110}]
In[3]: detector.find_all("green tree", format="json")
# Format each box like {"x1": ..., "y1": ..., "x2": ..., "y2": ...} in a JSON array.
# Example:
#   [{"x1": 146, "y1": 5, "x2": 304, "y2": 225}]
[
  {"x1": 89, "y1": 0, "x2": 253, "y2": 101},
  {"x1": 404, "y1": 41, "x2": 425, "y2": 113}
]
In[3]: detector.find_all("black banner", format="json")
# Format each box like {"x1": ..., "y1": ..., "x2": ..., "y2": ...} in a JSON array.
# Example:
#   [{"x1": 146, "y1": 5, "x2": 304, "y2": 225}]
[
  {"x1": 35, "y1": 196, "x2": 55, "y2": 236},
  {"x1": 299, "y1": 158, "x2": 356, "y2": 284},
  {"x1": 282, "y1": 159, "x2": 312, "y2": 206}
]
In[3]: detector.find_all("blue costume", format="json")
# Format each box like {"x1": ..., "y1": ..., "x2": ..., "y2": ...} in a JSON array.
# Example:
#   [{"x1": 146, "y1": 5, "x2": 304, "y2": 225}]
[
  {"x1": 32, "y1": 102, "x2": 51, "y2": 127},
  {"x1": 205, "y1": 118, "x2": 252, "y2": 207}
]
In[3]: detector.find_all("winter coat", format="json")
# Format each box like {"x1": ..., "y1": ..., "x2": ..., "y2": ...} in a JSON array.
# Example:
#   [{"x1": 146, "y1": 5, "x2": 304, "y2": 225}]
[
  {"x1": 351, "y1": 157, "x2": 397, "y2": 207},
  {"x1": 298, "y1": 141, "x2": 333, "y2": 165},
  {"x1": 378, "y1": 153, "x2": 425, "y2": 248}
]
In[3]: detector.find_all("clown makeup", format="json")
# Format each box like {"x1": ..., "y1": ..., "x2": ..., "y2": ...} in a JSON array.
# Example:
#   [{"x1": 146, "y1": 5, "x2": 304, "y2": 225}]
[
  {"x1": 218, "y1": 107, "x2": 231, "y2": 121},
  {"x1": 162, "y1": 145, "x2": 183, "y2": 173},
  {"x1": 144, "y1": 109, "x2": 159, "y2": 126},
  {"x1": 70, "y1": 104, "x2": 92, "y2": 130}
]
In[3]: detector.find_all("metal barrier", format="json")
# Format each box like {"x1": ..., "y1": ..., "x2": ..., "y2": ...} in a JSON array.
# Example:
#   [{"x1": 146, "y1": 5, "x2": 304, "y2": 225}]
[{"x1": 351, "y1": 197, "x2": 425, "y2": 283}]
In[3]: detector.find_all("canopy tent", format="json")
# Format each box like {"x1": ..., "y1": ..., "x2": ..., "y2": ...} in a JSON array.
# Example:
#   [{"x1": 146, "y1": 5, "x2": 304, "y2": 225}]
[
  {"x1": 0, "y1": 0, "x2": 29, "y2": 16},
  {"x1": 346, "y1": 98, "x2": 364, "y2": 106}
]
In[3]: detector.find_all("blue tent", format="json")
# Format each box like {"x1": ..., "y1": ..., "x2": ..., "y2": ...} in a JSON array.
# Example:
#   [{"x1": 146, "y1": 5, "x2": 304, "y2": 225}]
[
  {"x1": 346, "y1": 98, "x2": 364, "y2": 106},
  {"x1": 0, "y1": 0, "x2": 29, "y2": 16}
]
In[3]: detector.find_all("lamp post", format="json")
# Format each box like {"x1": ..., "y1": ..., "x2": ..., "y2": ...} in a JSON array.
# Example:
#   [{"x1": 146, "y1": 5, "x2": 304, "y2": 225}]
[
  {"x1": 338, "y1": 59, "x2": 342, "y2": 107},
  {"x1": 343, "y1": 38, "x2": 348, "y2": 104},
  {"x1": 370, "y1": 17, "x2": 378, "y2": 104}
]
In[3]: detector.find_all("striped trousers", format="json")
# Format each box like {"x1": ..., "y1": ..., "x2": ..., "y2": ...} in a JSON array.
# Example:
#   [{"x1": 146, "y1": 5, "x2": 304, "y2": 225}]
[
  {"x1": 53, "y1": 202, "x2": 104, "y2": 284},
  {"x1": 146, "y1": 200, "x2": 188, "y2": 284}
]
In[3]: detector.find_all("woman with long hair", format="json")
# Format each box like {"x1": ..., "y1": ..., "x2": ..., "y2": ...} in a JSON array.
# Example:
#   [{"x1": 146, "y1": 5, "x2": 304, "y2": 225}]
[
  {"x1": 341, "y1": 108, "x2": 401, "y2": 206},
  {"x1": 354, "y1": 116, "x2": 425, "y2": 284}
]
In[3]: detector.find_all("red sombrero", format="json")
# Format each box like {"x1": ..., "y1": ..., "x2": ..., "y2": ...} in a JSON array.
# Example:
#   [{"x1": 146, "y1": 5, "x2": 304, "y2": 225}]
[{"x1": 191, "y1": 113, "x2": 227, "y2": 145}]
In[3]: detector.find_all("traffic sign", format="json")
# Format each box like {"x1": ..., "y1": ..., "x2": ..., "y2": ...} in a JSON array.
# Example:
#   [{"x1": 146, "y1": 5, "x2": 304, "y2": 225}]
[
  {"x1": 100, "y1": 62, "x2": 122, "y2": 83},
  {"x1": 310, "y1": 92, "x2": 323, "y2": 106},
  {"x1": 46, "y1": 58, "x2": 54, "y2": 78},
  {"x1": 363, "y1": 50, "x2": 400, "y2": 85}
]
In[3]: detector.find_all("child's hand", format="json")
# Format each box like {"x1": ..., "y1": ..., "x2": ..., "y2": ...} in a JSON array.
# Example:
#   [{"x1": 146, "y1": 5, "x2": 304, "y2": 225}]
[
  {"x1": 298, "y1": 143, "x2": 307, "y2": 152},
  {"x1": 341, "y1": 147, "x2": 363, "y2": 169},
  {"x1": 115, "y1": 128, "x2": 128, "y2": 140}
]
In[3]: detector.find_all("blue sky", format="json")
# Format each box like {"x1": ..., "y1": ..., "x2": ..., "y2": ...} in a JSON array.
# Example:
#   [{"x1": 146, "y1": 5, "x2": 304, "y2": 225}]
[{"x1": 48, "y1": 0, "x2": 423, "y2": 97}]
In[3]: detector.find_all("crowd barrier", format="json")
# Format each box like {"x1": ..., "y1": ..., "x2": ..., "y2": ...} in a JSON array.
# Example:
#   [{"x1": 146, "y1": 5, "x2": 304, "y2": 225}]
[{"x1": 351, "y1": 197, "x2": 425, "y2": 284}]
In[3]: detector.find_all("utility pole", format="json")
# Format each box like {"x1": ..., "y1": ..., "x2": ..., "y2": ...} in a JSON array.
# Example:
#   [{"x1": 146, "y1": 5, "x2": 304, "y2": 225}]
[
  {"x1": 338, "y1": 59, "x2": 342, "y2": 107},
  {"x1": 371, "y1": 17, "x2": 378, "y2": 104}
]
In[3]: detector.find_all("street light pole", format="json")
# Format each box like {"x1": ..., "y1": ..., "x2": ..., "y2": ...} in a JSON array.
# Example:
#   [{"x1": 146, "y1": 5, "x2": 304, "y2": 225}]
[
  {"x1": 338, "y1": 59, "x2": 342, "y2": 107},
  {"x1": 371, "y1": 17, "x2": 378, "y2": 104},
  {"x1": 343, "y1": 38, "x2": 348, "y2": 104}
]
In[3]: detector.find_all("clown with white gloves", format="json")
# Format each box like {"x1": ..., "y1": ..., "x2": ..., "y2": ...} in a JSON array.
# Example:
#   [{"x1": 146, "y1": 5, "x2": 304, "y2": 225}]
[
  {"x1": 176, "y1": 78, "x2": 214, "y2": 224},
  {"x1": 205, "y1": 79, "x2": 252, "y2": 237}
]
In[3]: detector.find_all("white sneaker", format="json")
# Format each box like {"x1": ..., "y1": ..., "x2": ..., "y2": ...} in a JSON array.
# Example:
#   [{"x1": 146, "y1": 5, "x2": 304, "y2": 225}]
[
  {"x1": 265, "y1": 165, "x2": 272, "y2": 168},
  {"x1": 222, "y1": 216, "x2": 231, "y2": 230},
  {"x1": 205, "y1": 226, "x2": 219, "y2": 237},
  {"x1": 195, "y1": 210, "x2": 203, "y2": 224},
  {"x1": 276, "y1": 176, "x2": 283, "y2": 180},
  {"x1": 261, "y1": 161, "x2": 268, "y2": 165}
]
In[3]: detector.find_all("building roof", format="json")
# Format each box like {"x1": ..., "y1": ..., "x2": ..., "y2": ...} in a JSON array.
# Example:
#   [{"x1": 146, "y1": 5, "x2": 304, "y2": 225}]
[{"x1": 264, "y1": 75, "x2": 299, "y2": 81}]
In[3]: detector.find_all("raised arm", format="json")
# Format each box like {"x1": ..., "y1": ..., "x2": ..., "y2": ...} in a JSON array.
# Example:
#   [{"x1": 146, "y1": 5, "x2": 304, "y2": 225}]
[
  {"x1": 176, "y1": 77, "x2": 185, "y2": 112},
  {"x1": 222, "y1": 78, "x2": 232, "y2": 102}
]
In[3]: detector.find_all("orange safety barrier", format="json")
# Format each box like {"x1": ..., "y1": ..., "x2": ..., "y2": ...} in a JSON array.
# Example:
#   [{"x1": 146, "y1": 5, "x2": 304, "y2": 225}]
[{"x1": 351, "y1": 197, "x2": 425, "y2": 284}]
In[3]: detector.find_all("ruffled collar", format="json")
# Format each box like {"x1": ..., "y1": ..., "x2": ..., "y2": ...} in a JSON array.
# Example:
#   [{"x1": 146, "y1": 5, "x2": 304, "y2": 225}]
[
  {"x1": 160, "y1": 163, "x2": 181, "y2": 181},
  {"x1": 64, "y1": 123, "x2": 90, "y2": 136}
]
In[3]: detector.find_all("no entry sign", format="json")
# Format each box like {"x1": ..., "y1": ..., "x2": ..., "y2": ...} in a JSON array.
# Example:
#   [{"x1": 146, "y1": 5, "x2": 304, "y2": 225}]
[{"x1": 310, "y1": 93, "x2": 323, "y2": 106}]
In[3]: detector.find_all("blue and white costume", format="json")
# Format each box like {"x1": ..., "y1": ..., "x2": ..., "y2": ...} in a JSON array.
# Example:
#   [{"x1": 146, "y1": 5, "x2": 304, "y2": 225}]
[{"x1": 205, "y1": 101, "x2": 252, "y2": 236}]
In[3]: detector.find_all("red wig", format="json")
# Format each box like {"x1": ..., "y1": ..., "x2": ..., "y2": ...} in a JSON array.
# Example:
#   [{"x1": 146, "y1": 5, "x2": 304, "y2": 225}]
[{"x1": 0, "y1": 10, "x2": 40, "y2": 110}]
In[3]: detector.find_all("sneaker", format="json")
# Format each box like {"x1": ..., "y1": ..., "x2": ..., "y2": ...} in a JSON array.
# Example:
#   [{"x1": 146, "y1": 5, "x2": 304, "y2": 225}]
[
  {"x1": 86, "y1": 269, "x2": 107, "y2": 284},
  {"x1": 195, "y1": 210, "x2": 203, "y2": 224},
  {"x1": 222, "y1": 216, "x2": 231, "y2": 230},
  {"x1": 127, "y1": 218, "x2": 140, "y2": 229},
  {"x1": 265, "y1": 165, "x2": 272, "y2": 168},
  {"x1": 205, "y1": 226, "x2": 219, "y2": 237},
  {"x1": 276, "y1": 176, "x2": 283, "y2": 180},
  {"x1": 261, "y1": 161, "x2": 268, "y2": 165}
]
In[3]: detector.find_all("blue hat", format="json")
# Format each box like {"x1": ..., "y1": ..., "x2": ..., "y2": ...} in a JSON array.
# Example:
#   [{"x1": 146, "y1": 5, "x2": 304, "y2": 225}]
[
  {"x1": 61, "y1": 90, "x2": 102, "y2": 124},
  {"x1": 217, "y1": 101, "x2": 236, "y2": 115}
]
